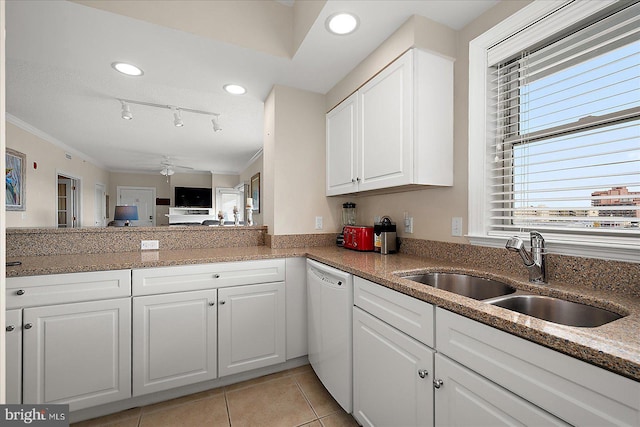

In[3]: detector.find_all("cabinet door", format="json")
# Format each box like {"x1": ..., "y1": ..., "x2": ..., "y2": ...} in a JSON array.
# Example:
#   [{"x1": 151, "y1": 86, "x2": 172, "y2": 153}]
[
  {"x1": 133, "y1": 290, "x2": 217, "y2": 396},
  {"x1": 358, "y1": 50, "x2": 413, "y2": 192},
  {"x1": 434, "y1": 354, "x2": 568, "y2": 426},
  {"x1": 22, "y1": 298, "x2": 131, "y2": 411},
  {"x1": 326, "y1": 92, "x2": 358, "y2": 195},
  {"x1": 353, "y1": 307, "x2": 433, "y2": 427},
  {"x1": 218, "y1": 282, "x2": 286, "y2": 376},
  {"x1": 5, "y1": 309, "x2": 22, "y2": 404}
]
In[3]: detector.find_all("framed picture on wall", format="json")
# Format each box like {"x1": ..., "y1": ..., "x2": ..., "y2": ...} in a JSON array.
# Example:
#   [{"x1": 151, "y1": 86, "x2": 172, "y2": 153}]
[
  {"x1": 6, "y1": 148, "x2": 26, "y2": 211},
  {"x1": 251, "y1": 172, "x2": 260, "y2": 213}
]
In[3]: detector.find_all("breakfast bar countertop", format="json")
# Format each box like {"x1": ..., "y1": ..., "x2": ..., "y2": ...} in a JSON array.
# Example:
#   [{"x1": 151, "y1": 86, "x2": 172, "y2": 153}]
[{"x1": 5, "y1": 245, "x2": 640, "y2": 382}]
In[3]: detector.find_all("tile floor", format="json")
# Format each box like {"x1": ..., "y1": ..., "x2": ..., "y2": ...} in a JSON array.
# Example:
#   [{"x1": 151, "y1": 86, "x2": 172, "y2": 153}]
[{"x1": 71, "y1": 365, "x2": 360, "y2": 427}]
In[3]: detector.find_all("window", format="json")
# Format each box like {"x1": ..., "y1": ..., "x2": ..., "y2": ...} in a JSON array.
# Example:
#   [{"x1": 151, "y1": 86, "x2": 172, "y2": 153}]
[
  {"x1": 469, "y1": 0, "x2": 639, "y2": 261},
  {"x1": 216, "y1": 187, "x2": 244, "y2": 223}
]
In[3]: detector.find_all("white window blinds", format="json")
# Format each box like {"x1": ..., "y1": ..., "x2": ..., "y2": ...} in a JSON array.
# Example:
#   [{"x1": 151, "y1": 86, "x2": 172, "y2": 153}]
[{"x1": 488, "y1": 1, "x2": 640, "y2": 237}]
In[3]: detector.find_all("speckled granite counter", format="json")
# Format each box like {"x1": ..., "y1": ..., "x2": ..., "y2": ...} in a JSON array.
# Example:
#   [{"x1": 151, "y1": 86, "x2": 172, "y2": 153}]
[{"x1": 6, "y1": 245, "x2": 640, "y2": 382}]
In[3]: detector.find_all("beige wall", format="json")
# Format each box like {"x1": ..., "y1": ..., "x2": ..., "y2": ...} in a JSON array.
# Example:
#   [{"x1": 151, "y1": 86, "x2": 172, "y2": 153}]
[
  {"x1": 264, "y1": 85, "x2": 343, "y2": 235},
  {"x1": 6, "y1": 121, "x2": 110, "y2": 228},
  {"x1": 325, "y1": 3, "x2": 531, "y2": 244},
  {"x1": 109, "y1": 171, "x2": 214, "y2": 226}
]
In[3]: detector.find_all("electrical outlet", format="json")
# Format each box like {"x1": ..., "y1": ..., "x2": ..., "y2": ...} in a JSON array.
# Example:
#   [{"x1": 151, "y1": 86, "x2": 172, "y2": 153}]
[
  {"x1": 374, "y1": 216, "x2": 381, "y2": 224},
  {"x1": 451, "y1": 217, "x2": 463, "y2": 237},
  {"x1": 141, "y1": 240, "x2": 159, "y2": 250},
  {"x1": 404, "y1": 217, "x2": 413, "y2": 234},
  {"x1": 315, "y1": 216, "x2": 323, "y2": 230}
]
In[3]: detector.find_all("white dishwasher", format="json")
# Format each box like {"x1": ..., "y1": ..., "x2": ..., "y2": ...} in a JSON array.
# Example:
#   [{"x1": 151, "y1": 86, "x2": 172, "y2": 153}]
[{"x1": 307, "y1": 259, "x2": 353, "y2": 413}]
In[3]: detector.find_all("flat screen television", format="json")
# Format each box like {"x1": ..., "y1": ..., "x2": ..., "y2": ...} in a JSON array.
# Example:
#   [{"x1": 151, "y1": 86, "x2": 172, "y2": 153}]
[{"x1": 175, "y1": 187, "x2": 212, "y2": 208}]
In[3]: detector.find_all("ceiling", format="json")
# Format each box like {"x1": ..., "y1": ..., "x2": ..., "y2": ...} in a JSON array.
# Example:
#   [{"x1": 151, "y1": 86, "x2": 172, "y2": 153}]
[{"x1": 5, "y1": 0, "x2": 499, "y2": 175}]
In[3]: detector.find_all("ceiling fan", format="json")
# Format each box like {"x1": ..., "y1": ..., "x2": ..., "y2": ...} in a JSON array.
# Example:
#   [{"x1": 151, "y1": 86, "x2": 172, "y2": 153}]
[{"x1": 159, "y1": 156, "x2": 193, "y2": 180}]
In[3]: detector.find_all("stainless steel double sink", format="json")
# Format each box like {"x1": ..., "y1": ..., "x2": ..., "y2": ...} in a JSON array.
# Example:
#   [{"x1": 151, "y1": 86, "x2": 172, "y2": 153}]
[{"x1": 401, "y1": 272, "x2": 623, "y2": 328}]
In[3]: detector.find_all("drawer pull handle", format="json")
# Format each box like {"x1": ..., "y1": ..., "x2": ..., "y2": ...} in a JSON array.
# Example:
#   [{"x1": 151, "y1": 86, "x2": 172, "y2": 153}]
[
  {"x1": 213, "y1": 274, "x2": 220, "y2": 279},
  {"x1": 6, "y1": 325, "x2": 15, "y2": 332},
  {"x1": 418, "y1": 369, "x2": 428, "y2": 379},
  {"x1": 16, "y1": 289, "x2": 25, "y2": 296},
  {"x1": 24, "y1": 323, "x2": 33, "y2": 330},
  {"x1": 219, "y1": 300, "x2": 226, "y2": 305},
  {"x1": 433, "y1": 379, "x2": 444, "y2": 389}
]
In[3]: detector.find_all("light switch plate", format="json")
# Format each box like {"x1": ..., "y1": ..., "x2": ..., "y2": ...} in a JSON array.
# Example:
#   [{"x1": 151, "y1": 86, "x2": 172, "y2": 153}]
[
  {"x1": 315, "y1": 216, "x2": 323, "y2": 230},
  {"x1": 405, "y1": 217, "x2": 413, "y2": 234},
  {"x1": 452, "y1": 217, "x2": 463, "y2": 237}
]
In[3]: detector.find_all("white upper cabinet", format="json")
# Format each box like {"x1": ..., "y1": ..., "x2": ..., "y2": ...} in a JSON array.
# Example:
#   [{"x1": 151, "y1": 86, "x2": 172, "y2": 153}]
[{"x1": 326, "y1": 48, "x2": 453, "y2": 196}]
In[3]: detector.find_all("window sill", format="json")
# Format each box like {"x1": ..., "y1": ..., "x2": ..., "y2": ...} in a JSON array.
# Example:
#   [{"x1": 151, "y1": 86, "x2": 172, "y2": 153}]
[{"x1": 468, "y1": 234, "x2": 639, "y2": 263}]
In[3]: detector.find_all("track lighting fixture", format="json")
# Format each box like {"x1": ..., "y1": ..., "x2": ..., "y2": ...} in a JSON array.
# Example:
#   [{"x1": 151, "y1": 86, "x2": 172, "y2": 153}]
[
  {"x1": 121, "y1": 101, "x2": 133, "y2": 120},
  {"x1": 173, "y1": 108, "x2": 184, "y2": 127},
  {"x1": 212, "y1": 115, "x2": 222, "y2": 132},
  {"x1": 117, "y1": 99, "x2": 221, "y2": 132}
]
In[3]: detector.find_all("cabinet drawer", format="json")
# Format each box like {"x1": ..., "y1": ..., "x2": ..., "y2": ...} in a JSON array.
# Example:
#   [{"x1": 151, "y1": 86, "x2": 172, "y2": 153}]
[
  {"x1": 6, "y1": 270, "x2": 132, "y2": 309},
  {"x1": 354, "y1": 276, "x2": 434, "y2": 347},
  {"x1": 436, "y1": 308, "x2": 640, "y2": 427},
  {"x1": 132, "y1": 259, "x2": 286, "y2": 296}
]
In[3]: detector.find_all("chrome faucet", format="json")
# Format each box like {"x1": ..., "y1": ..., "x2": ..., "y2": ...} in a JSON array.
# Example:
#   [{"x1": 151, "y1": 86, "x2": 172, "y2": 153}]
[{"x1": 505, "y1": 231, "x2": 546, "y2": 283}]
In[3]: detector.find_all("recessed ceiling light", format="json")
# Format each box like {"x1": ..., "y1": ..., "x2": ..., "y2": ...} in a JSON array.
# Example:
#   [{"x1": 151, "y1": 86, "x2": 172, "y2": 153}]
[
  {"x1": 111, "y1": 62, "x2": 144, "y2": 77},
  {"x1": 223, "y1": 84, "x2": 247, "y2": 95},
  {"x1": 326, "y1": 13, "x2": 359, "y2": 35}
]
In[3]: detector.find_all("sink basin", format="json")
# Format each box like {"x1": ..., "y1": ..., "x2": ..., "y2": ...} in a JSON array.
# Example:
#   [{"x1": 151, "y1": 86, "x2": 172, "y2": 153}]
[
  {"x1": 487, "y1": 295, "x2": 623, "y2": 327},
  {"x1": 402, "y1": 272, "x2": 516, "y2": 300}
]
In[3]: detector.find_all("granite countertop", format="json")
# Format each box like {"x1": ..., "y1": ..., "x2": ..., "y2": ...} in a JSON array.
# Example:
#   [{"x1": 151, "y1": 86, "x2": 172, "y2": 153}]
[{"x1": 6, "y1": 245, "x2": 640, "y2": 382}]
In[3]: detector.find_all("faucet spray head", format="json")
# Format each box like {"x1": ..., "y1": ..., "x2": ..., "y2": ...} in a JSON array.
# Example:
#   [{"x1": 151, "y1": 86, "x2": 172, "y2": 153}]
[{"x1": 505, "y1": 236, "x2": 535, "y2": 266}]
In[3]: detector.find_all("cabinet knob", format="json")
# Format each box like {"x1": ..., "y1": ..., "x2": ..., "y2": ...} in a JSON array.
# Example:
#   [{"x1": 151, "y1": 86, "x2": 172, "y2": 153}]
[
  {"x1": 418, "y1": 369, "x2": 429, "y2": 379},
  {"x1": 6, "y1": 325, "x2": 15, "y2": 332},
  {"x1": 209, "y1": 301, "x2": 215, "y2": 306},
  {"x1": 219, "y1": 300, "x2": 226, "y2": 305},
  {"x1": 24, "y1": 323, "x2": 33, "y2": 330},
  {"x1": 433, "y1": 379, "x2": 444, "y2": 389},
  {"x1": 16, "y1": 289, "x2": 25, "y2": 296},
  {"x1": 351, "y1": 178, "x2": 356, "y2": 183},
  {"x1": 356, "y1": 177, "x2": 361, "y2": 182},
  {"x1": 213, "y1": 274, "x2": 220, "y2": 279}
]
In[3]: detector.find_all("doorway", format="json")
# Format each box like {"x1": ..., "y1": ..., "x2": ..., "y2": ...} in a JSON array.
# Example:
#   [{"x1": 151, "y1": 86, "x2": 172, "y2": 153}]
[
  {"x1": 57, "y1": 174, "x2": 80, "y2": 228},
  {"x1": 95, "y1": 183, "x2": 106, "y2": 227},
  {"x1": 116, "y1": 186, "x2": 156, "y2": 227}
]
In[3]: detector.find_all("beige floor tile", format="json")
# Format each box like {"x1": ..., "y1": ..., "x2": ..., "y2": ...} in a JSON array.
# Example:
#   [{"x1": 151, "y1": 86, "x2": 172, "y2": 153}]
[
  {"x1": 295, "y1": 372, "x2": 342, "y2": 418},
  {"x1": 71, "y1": 408, "x2": 141, "y2": 427},
  {"x1": 139, "y1": 394, "x2": 229, "y2": 427},
  {"x1": 300, "y1": 421, "x2": 322, "y2": 427},
  {"x1": 319, "y1": 411, "x2": 360, "y2": 427},
  {"x1": 224, "y1": 369, "x2": 291, "y2": 392},
  {"x1": 226, "y1": 376, "x2": 316, "y2": 427},
  {"x1": 141, "y1": 387, "x2": 224, "y2": 414}
]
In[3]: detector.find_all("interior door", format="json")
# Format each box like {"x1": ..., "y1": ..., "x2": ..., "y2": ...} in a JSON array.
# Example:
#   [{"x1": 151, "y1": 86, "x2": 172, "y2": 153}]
[
  {"x1": 94, "y1": 183, "x2": 106, "y2": 226},
  {"x1": 117, "y1": 186, "x2": 155, "y2": 226},
  {"x1": 57, "y1": 178, "x2": 73, "y2": 228}
]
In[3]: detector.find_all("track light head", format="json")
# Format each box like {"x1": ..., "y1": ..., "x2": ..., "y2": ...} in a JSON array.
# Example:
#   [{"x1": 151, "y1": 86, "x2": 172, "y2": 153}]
[
  {"x1": 120, "y1": 101, "x2": 133, "y2": 120},
  {"x1": 173, "y1": 108, "x2": 184, "y2": 127},
  {"x1": 212, "y1": 115, "x2": 222, "y2": 132}
]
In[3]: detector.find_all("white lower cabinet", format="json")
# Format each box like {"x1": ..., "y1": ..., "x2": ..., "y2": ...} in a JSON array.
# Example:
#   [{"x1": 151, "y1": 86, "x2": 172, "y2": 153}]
[
  {"x1": 434, "y1": 354, "x2": 567, "y2": 426},
  {"x1": 5, "y1": 309, "x2": 22, "y2": 404},
  {"x1": 133, "y1": 290, "x2": 218, "y2": 396},
  {"x1": 218, "y1": 281, "x2": 286, "y2": 376},
  {"x1": 22, "y1": 298, "x2": 131, "y2": 411},
  {"x1": 353, "y1": 307, "x2": 434, "y2": 427}
]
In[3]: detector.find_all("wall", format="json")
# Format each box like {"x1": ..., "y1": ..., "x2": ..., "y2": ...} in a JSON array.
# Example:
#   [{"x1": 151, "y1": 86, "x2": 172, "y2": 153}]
[
  {"x1": 324, "y1": 3, "x2": 531, "y2": 244},
  {"x1": 109, "y1": 171, "x2": 214, "y2": 226},
  {"x1": 6, "y1": 121, "x2": 110, "y2": 228},
  {"x1": 264, "y1": 85, "x2": 343, "y2": 236}
]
